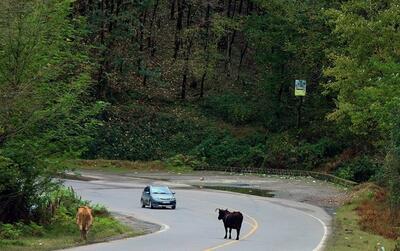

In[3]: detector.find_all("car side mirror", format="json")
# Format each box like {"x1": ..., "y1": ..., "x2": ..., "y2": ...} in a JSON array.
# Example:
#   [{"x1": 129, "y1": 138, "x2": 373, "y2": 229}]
[{"x1": 172, "y1": 192, "x2": 176, "y2": 195}]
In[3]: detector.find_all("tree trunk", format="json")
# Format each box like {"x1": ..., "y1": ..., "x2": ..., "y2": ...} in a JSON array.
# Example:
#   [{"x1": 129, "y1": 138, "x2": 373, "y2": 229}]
[
  {"x1": 148, "y1": 0, "x2": 159, "y2": 57},
  {"x1": 173, "y1": 0, "x2": 184, "y2": 59},
  {"x1": 170, "y1": 0, "x2": 176, "y2": 20},
  {"x1": 181, "y1": 37, "x2": 193, "y2": 100},
  {"x1": 138, "y1": 9, "x2": 147, "y2": 85},
  {"x1": 200, "y1": 72, "x2": 206, "y2": 98},
  {"x1": 238, "y1": 0, "x2": 244, "y2": 14},
  {"x1": 237, "y1": 42, "x2": 248, "y2": 81},
  {"x1": 297, "y1": 97, "x2": 303, "y2": 128},
  {"x1": 200, "y1": 2, "x2": 211, "y2": 98}
]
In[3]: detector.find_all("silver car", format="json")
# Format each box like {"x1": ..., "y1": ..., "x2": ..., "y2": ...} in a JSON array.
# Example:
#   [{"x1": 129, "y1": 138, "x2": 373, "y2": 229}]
[{"x1": 141, "y1": 186, "x2": 176, "y2": 209}]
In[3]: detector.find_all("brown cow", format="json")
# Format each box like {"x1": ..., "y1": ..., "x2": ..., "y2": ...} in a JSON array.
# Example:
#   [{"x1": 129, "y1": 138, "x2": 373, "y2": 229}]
[{"x1": 76, "y1": 206, "x2": 93, "y2": 241}]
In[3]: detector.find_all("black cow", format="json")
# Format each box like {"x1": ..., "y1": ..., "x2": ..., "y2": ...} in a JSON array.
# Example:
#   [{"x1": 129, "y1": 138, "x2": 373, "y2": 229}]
[{"x1": 216, "y1": 208, "x2": 243, "y2": 240}]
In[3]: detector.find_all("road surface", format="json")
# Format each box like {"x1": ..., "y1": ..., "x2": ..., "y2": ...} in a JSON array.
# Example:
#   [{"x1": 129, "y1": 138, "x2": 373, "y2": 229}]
[{"x1": 63, "y1": 177, "x2": 330, "y2": 251}]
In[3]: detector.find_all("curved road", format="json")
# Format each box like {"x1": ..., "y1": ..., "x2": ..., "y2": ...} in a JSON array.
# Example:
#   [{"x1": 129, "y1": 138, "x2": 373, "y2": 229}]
[{"x1": 63, "y1": 178, "x2": 330, "y2": 251}]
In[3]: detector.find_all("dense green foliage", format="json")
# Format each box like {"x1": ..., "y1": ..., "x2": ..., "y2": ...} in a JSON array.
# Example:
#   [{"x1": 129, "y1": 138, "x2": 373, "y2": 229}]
[
  {"x1": 0, "y1": 0, "x2": 104, "y2": 223},
  {"x1": 0, "y1": 0, "x2": 399, "y2": 224},
  {"x1": 0, "y1": 187, "x2": 134, "y2": 250},
  {"x1": 326, "y1": 0, "x2": 400, "y2": 209}
]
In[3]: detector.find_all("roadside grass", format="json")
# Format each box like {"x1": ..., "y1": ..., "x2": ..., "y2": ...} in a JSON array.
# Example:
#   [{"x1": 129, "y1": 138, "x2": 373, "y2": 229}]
[
  {"x1": 326, "y1": 183, "x2": 398, "y2": 251},
  {"x1": 66, "y1": 159, "x2": 166, "y2": 173},
  {"x1": 0, "y1": 216, "x2": 140, "y2": 251},
  {"x1": 66, "y1": 158, "x2": 194, "y2": 174}
]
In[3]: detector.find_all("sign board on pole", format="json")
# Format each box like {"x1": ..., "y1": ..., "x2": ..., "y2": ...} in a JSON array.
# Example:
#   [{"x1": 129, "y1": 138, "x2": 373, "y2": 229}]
[{"x1": 295, "y1": 80, "x2": 306, "y2": 96}]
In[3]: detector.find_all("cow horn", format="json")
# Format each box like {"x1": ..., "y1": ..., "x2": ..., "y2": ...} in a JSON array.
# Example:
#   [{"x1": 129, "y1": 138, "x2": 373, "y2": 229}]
[{"x1": 215, "y1": 208, "x2": 219, "y2": 212}]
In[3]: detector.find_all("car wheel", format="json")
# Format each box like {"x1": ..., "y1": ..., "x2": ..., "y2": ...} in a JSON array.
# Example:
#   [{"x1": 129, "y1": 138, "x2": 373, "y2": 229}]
[
  {"x1": 172, "y1": 205, "x2": 176, "y2": 209},
  {"x1": 149, "y1": 200, "x2": 154, "y2": 209},
  {"x1": 141, "y1": 199, "x2": 145, "y2": 208}
]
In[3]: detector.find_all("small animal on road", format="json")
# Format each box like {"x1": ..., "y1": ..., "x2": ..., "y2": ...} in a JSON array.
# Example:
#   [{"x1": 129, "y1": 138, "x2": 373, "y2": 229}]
[
  {"x1": 76, "y1": 206, "x2": 93, "y2": 241},
  {"x1": 216, "y1": 208, "x2": 243, "y2": 240}
]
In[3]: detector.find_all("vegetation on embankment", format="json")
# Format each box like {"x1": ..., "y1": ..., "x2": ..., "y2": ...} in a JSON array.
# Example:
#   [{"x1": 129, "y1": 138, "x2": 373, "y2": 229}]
[
  {"x1": 326, "y1": 184, "x2": 399, "y2": 251},
  {"x1": 0, "y1": 187, "x2": 141, "y2": 251},
  {"x1": 66, "y1": 156, "x2": 197, "y2": 174}
]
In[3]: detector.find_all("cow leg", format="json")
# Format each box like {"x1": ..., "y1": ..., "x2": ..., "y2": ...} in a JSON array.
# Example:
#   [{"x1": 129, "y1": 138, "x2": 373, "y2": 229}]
[
  {"x1": 82, "y1": 229, "x2": 87, "y2": 241},
  {"x1": 229, "y1": 228, "x2": 232, "y2": 239},
  {"x1": 236, "y1": 228, "x2": 241, "y2": 240},
  {"x1": 224, "y1": 226, "x2": 227, "y2": 239}
]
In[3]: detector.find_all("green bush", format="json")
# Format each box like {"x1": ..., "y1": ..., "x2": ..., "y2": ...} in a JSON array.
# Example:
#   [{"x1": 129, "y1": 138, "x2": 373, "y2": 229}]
[
  {"x1": 165, "y1": 154, "x2": 207, "y2": 172},
  {"x1": 384, "y1": 149, "x2": 400, "y2": 214},
  {"x1": 192, "y1": 132, "x2": 245, "y2": 166},
  {"x1": 87, "y1": 106, "x2": 207, "y2": 161},
  {"x1": 191, "y1": 131, "x2": 266, "y2": 167},
  {"x1": 264, "y1": 133, "x2": 296, "y2": 168},
  {"x1": 91, "y1": 204, "x2": 110, "y2": 217},
  {"x1": 335, "y1": 156, "x2": 380, "y2": 182},
  {"x1": 202, "y1": 93, "x2": 256, "y2": 125},
  {"x1": 394, "y1": 239, "x2": 400, "y2": 251},
  {"x1": 0, "y1": 156, "x2": 32, "y2": 223},
  {"x1": 264, "y1": 133, "x2": 341, "y2": 170},
  {"x1": 15, "y1": 222, "x2": 44, "y2": 237},
  {"x1": 295, "y1": 138, "x2": 335, "y2": 170},
  {"x1": 0, "y1": 222, "x2": 45, "y2": 240},
  {"x1": 26, "y1": 222, "x2": 44, "y2": 237},
  {"x1": 0, "y1": 224, "x2": 22, "y2": 240}
]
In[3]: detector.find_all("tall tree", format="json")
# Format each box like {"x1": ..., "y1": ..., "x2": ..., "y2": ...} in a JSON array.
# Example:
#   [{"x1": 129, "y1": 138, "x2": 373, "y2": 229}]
[
  {"x1": 325, "y1": 0, "x2": 400, "y2": 142},
  {"x1": 0, "y1": 0, "x2": 104, "y2": 223},
  {"x1": 325, "y1": 0, "x2": 400, "y2": 212}
]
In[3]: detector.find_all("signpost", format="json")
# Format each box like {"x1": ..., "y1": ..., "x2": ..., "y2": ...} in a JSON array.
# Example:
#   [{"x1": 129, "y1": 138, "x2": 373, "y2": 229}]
[
  {"x1": 295, "y1": 80, "x2": 306, "y2": 96},
  {"x1": 295, "y1": 80, "x2": 306, "y2": 128}
]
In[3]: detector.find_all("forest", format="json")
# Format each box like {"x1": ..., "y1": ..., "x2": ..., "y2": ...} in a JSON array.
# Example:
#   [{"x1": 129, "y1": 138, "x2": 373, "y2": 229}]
[{"x1": 0, "y1": 0, "x2": 399, "y2": 244}]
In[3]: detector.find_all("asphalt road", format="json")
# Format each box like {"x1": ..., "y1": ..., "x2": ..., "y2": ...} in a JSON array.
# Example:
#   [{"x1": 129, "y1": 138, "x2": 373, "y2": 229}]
[{"x1": 63, "y1": 178, "x2": 331, "y2": 251}]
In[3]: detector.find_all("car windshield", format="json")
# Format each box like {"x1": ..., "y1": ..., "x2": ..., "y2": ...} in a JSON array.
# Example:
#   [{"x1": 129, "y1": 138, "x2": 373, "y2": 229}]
[{"x1": 151, "y1": 187, "x2": 172, "y2": 194}]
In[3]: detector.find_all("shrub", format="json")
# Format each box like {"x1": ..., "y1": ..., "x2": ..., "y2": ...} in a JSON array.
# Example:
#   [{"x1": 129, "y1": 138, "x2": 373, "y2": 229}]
[
  {"x1": 191, "y1": 130, "x2": 267, "y2": 167},
  {"x1": 202, "y1": 93, "x2": 256, "y2": 125},
  {"x1": 91, "y1": 204, "x2": 110, "y2": 217},
  {"x1": 335, "y1": 156, "x2": 380, "y2": 182},
  {"x1": 394, "y1": 239, "x2": 400, "y2": 251},
  {"x1": 384, "y1": 149, "x2": 400, "y2": 215},
  {"x1": 87, "y1": 106, "x2": 207, "y2": 161},
  {"x1": 295, "y1": 138, "x2": 335, "y2": 170},
  {"x1": 264, "y1": 133, "x2": 296, "y2": 169},
  {"x1": 26, "y1": 222, "x2": 44, "y2": 237},
  {"x1": 0, "y1": 224, "x2": 22, "y2": 240},
  {"x1": 192, "y1": 132, "x2": 247, "y2": 166},
  {"x1": 15, "y1": 222, "x2": 44, "y2": 237},
  {"x1": 165, "y1": 154, "x2": 207, "y2": 172},
  {"x1": 237, "y1": 144, "x2": 266, "y2": 167}
]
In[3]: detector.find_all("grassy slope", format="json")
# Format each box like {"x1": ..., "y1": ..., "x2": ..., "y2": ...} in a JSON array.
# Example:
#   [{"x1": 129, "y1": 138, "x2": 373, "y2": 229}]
[
  {"x1": 0, "y1": 216, "x2": 141, "y2": 251},
  {"x1": 67, "y1": 159, "x2": 166, "y2": 172},
  {"x1": 326, "y1": 184, "x2": 396, "y2": 251}
]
